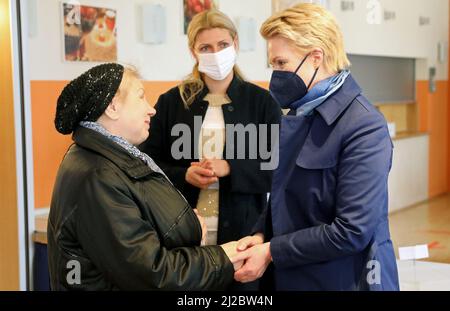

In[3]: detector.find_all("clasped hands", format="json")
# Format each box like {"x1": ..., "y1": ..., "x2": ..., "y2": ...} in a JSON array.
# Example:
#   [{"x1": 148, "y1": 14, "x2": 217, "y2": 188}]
[
  {"x1": 185, "y1": 159, "x2": 230, "y2": 189},
  {"x1": 221, "y1": 233, "x2": 272, "y2": 283},
  {"x1": 196, "y1": 211, "x2": 272, "y2": 283}
]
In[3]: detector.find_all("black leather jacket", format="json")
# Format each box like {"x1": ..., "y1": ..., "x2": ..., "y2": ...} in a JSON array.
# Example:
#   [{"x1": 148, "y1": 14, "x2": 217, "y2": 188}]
[{"x1": 47, "y1": 127, "x2": 234, "y2": 290}]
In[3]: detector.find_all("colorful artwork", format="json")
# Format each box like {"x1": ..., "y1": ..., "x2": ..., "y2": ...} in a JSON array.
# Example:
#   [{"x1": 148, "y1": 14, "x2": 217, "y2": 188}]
[
  {"x1": 183, "y1": 0, "x2": 219, "y2": 34},
  {"x1": 62, "y1": 3, "x2": 117, "y2": 62}
]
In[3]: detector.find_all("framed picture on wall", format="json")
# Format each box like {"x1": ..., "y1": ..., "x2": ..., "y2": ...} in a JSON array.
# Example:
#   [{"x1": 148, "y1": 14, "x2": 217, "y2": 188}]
[
  {"x1": 62, "y1": 2, "x2": 118, "y2": 62},
  {"x1": 183, "y1": 0, "x2": 219, "y2": 34}
]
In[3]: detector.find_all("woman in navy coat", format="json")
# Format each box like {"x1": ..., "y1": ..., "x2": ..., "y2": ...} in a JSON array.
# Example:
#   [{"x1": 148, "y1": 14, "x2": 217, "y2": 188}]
[{"x1": 232, "y1": 3, "x2": 400, "y2": 291}]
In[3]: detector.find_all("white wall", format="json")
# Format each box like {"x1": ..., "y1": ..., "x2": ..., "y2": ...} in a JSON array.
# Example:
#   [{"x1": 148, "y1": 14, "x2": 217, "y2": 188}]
[
  {"x1": 27, "y1": 0, "x2": 273, "y2": 81},
  {"x1": 26, "y1": 0, "x2": 448, "y2": 81},
  {"x1": 410, "y1": 0, "x2": 449, "y2": 80},
  {"x1": 331, "y1": 0, "x2": 448, "y2": 80}
]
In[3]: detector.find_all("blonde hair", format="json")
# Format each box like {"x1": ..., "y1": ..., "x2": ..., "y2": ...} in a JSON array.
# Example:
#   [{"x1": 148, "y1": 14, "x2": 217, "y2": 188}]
[
  {"x1": 116, "y1": 65, "x2": 141, "y2": 101},
  {"x1": 260, "y1": 3, "x2": 350, "y2": 72},
  {"x1": 179, "y1": 9, "x2": 245, "y2": 107}
]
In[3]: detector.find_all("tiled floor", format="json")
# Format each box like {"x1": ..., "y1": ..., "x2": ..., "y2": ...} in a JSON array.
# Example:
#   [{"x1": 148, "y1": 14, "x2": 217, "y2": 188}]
[{"x1": 389, "y1": 194, "x2": 450, "y2": 264}]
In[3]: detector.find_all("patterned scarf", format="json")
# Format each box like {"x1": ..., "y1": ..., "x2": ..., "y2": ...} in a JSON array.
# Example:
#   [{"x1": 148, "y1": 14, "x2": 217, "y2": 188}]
[{"x1": 79, "y1": 121, "x2": 170, "y2": 181}]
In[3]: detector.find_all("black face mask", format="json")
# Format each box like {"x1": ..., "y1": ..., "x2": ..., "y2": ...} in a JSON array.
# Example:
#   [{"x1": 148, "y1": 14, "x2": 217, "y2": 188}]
[{"x1": 269, "y1": 54, "x2": 319, "y2": 109}]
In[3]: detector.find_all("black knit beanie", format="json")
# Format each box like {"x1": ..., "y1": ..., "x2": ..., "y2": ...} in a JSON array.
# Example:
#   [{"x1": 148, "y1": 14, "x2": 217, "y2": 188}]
[{"x1": 55, "y1": 63, "x2": 125, "y2": 134}]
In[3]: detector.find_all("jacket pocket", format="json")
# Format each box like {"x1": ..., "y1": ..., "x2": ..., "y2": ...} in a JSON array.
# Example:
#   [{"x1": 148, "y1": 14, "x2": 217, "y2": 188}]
[
  {"x1": 295, "y1": 128, "x2": 340, "y2": 169},
  {"x1": 290, "y1": 143, "x2": 339, "y2": 215},
  {"x1": 295, "y1": 146, "x2": 338, "y2": 169}
]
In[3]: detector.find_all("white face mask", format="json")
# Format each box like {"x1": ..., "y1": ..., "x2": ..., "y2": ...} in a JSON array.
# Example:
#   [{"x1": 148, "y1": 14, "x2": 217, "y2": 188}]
[{"x1": 197, "y1": 46, "x2": 237, "y2": 81}]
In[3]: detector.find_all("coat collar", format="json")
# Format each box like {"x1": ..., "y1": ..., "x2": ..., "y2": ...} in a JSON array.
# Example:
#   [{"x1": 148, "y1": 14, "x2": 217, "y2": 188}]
[
  {"x1": 315, "y1": 74, "x2": 362, "y2": 126},
  {"x1": 73, "y1": 127, "x2": 153, "y2": 179},
  {"x1": 196, "y1": 74, "x2": 244, "y2": 104}
]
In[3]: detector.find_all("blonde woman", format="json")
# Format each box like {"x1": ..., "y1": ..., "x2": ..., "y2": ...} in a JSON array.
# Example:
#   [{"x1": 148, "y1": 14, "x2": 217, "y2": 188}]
[
  {"x1": 140, "y1": 10, "x2": 281, "y2": 290},
  {"x1": 234, "y1": 4, "x2": 399, "y2": 291}
]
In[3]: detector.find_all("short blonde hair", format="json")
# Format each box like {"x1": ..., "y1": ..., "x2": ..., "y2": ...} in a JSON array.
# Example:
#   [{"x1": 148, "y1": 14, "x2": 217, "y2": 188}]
[
  {"x1": 116, "y1": 65, "x2": 141, "y2": 101},
  {"x1": 260, "y1": 3, "x2": 350, "y2": 72},
  {"x1": 179, "y1": 9, "x2": 245, "y2": 107}
]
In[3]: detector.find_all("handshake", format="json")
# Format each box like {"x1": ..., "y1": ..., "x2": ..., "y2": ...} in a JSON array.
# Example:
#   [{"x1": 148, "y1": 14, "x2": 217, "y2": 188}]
[
  {"x1": 220, "y1": 234, "x2": 272, "y2": 283},
  {"x1": 194, "y1": 210, "x2": 272, "y2": 283}
]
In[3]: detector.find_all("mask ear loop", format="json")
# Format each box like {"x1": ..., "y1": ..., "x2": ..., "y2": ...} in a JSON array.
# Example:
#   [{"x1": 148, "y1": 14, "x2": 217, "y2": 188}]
[
  {"x1": 306, "y1": 66, "x2": 320, "y2": 90},
  {"x1": 293, "y1": 54, "x2": 310, "y2": 75}
]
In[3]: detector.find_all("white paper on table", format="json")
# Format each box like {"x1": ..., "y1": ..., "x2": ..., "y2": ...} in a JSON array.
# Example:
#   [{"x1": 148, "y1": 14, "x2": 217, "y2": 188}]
[{"x1": 398, "y1": 244, "x2": 429, "y2": 261}]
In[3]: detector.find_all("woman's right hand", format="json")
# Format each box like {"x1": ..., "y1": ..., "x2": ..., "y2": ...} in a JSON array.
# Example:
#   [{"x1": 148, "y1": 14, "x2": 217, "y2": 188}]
[
  {"x1": 185, "y1": 165, "x2": 218, "y2": 189},
  {"x1": 220, "y1": 241, "x2": 243, "y2": 271}
]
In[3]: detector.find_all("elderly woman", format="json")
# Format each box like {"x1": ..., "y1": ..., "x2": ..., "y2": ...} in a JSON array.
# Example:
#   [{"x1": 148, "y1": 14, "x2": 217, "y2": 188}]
[
  {"x1": 233, "y1": 4, "x2": 399, "y2": 291},
  {"x1": 47, "y1": 63, "x2": 241, "y2": 290}
]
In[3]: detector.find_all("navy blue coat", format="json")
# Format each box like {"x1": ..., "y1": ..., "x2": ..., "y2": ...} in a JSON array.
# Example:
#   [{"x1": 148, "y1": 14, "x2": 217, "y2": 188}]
[{"x1": 255, "y1": 75, "x2": 399, "y2": 291}]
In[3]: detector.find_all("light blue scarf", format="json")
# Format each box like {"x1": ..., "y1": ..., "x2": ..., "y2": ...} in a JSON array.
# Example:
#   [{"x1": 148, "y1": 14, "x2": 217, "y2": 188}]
[{"x1": 293, "y1": 70, "x2": 350, "y2": 116}]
